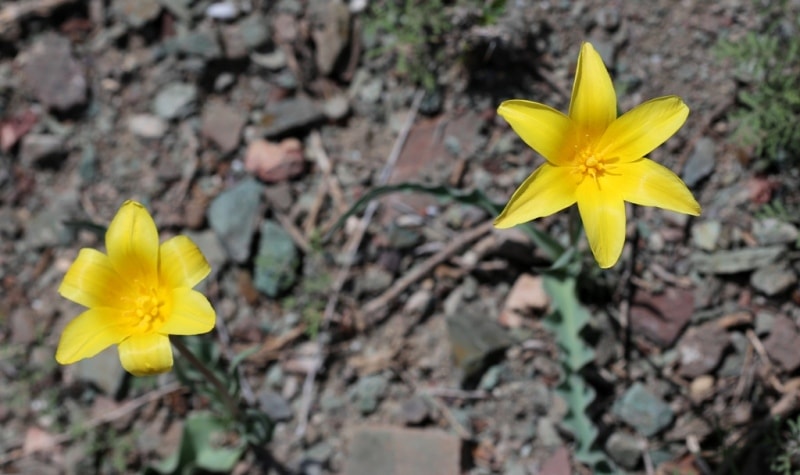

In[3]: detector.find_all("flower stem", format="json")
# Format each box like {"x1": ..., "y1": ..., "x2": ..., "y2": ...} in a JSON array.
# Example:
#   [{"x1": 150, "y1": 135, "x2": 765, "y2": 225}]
[{"x1": 170, "y1": 336, "x2": 241, "y2": 419}]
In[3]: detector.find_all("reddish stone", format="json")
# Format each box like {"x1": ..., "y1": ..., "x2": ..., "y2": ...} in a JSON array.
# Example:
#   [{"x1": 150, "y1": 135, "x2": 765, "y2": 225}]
[{"x1": 630, "y1": 287, "x2": 694, "y2": 348}]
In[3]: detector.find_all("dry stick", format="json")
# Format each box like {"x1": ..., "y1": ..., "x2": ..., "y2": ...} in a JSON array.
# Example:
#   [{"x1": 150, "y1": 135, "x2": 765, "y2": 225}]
[
  {"x1": 273, "y1": 211, "x2": 313, "y2": 255},
  {"x1": 362, "y1": 219, "x2": 495, "y2": 326},
  {"x1": 294, "y1": 90, "x2": 426, "y2": 439},
  {"x1": 309, "y1": 131, "x2": 347, "y2": 214},
  {"x1": 0, "y1": 382, "x2": 182, "y2": 466}
]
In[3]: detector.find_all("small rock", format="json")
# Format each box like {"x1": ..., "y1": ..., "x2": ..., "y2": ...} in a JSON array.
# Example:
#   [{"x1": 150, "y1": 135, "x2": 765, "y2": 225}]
[
  {"x1": 113, "y1": 0, "x2": 161, "y2": 28},
  {"x1": 689, "y1": 375, "x2": 715, "y2": 403},
  {"x1": 358, "y1": 77, "x2": 383, "y2": 103},
  {"x1": 206, "y1": 1, "x2": 239, "y2": 20},
  {"x1": 446, "y1": 302, "x2": 514, "y2": 386},
  {"x1": 152, "y1": 82, "x2": 198, "y2": 120},
  {"x1": 536, "y1": 417, "x2": 562, "y2": 447},
  {"x1": 498, "y1": 273, "x2": 549, "y2": 328},
  {"x1": 254, "y1": 220, "x2": 300, "y2": 297},
  {"x1": 221, "y1": 14, "x2": 271, "y2": 59},
  {"x1": 19, "y1": 134, "x2": 67, "y2": 167},
  {"x1": 400, "y1": 396, "x2": 430, "y2": 425},
  {"x1": 263, "y1": 182, "x2": 294, "y2": 212},
  {"x1": 613, "y1": 382, "x2": 674, "y2": 437},
  {"x1": 322, "y1": 94, "x2": 350, "y2": 120},
  {"x1": 752, "y1": 218, "x2": 799, "y2": 246},
  {"x1": 681, "y1": 137, "x2": 715, "y2": 188},
  {"x1": 259, "y1": 97, "x2": 324, "y2": 136},
  {"x1": 244, "y1": 138, "x2": 305, "y2": 183},
  {"x1": 678, "y1": 321, "x2": 729, "y2": 378},
  {"x1": 175, "y1": 30, "x2": 222, "y2": 58},
  {"x1": 344, "y1": 426, "x2": 460, "y2": 475},
  {"x1": 201, "y1": 100, "x2": 247, "y2": 153},
  {"x1": 305, "y1": 441, "x2": 334, "y2": 465},
  {"x1": 750, "y1": 264, "x2": 797, "y2": 296},
  {"x1": 691, "y1": 246, "x2": 785, "y2": 274},
  {"x1": 309, "y1": 0, "x2": 351, "y2": 75},
  {"x1": 755, "y1": 311, "x2": 775, "y2": 336},
  {"x1": 354, "y1": 265, "x2": 393, "y2": 297},
  {"x1": 691, "y1": 220, "x2": 721, "y2": 252},
  {"x1": 207, "y1": 178, "x2": 264, "y2": 263},
  {"x1": 9, "y1": 308, "x2": 36, "y2": 345},
  {"x1": 127, "y1": 114, "x2": 168, "y2": 139},
  {"x1": 630, "y1": 287, "x2": 694, "y2": 348},
  {"x1": 25, "y1": 191, "x2": 79, "y2": 248},
  {"x1": 22, "y1": 33, "x2": 87, "y2": 111},
  {"x1": 764, "y1": 315, "x2": 800, "y2": 372},
  {"x1": 251, "y1": 49, "x2": 287, "y2": 70},
  {"x1": 353, "y1": 374, "x2": 388, "y2": 415},
  {"x1": 605, "y1": 432, "x2": 644, "y2": 470},
  {"x1": 75, "y1": 346, "x2": 125, "y2": 395},
  {"x1": 259, "y1": 389, "x2": 293, "y2": 422}
]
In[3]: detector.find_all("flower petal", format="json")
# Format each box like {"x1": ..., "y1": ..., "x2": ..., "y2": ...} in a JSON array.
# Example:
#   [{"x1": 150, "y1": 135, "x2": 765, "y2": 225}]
[
  {"x1": 597, "y1": 96, "x2": 689, "y2": 162},
  {"x1": 118, "y1": 333, "x2": 173, "y2": 376},
  {"x1": 568, "y1": 43, "x2": 617, "y2": 133},
  {"x1": 105, "y1": 201, "x2": 159, "y2": 283},
  {"x1": 59, "y1": 248, "x2": 126, "y2": 308},
  {"x1": 618, "y1": 158, "x2": 702, "y2": 215},
  {"x1": 497, "y1": 100, "x2": 572, "y2": 164},
  {"x1": 576, "y1": 182, "x2": 627, "y2": 268},
  {"x1": 159, "y1": 288, "x2": 216, "y2": 335},
  {"x1": 56, "y1": 308, "x2": 130, "y2": 364},
  {"x1": 495, "y1": 164, "x2": 576, "y2": 229},
  {"x1": 159, "y1": 236, "x2": 211, "y2": 289}
]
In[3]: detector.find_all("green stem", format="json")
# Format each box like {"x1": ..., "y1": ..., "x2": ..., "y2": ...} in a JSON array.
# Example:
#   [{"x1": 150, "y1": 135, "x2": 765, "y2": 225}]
[{"x1": 171, "y1": 336, "x2": 241, "y2": 419}]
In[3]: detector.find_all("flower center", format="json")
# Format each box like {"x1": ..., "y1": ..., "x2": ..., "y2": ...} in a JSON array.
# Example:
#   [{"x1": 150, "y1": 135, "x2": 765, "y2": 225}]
[
  {"x1": 570, "y1": 141, "x2": 618, "y2": 187},
  {"x1": 129, "y1": 284, "x2": 167, "y2": 333}
]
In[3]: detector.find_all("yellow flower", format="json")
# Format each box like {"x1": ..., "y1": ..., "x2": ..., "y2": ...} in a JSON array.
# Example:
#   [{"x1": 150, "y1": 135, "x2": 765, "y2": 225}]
[
  {"x1": 495, "y1": 43, "x2": 701, "y2": 268},
  {"x1": 56, "y1": 200, "x2": 216, "y2": 376}
]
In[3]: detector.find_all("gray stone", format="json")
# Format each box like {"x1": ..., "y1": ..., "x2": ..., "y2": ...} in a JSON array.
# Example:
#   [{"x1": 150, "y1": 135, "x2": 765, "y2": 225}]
[
  {"x1": 681, "y1": 137, "x2": 716, "y2": 188},
  {"x1": 446, "y1": 302, "x2": 513, "y2": 385},
  {"x1": 353, "y1": 374, "x2": 388, "y2": 415},
  {"x1": 259, "y1": 96, "x2": 324, "y2": 137},
  {"x1": 358, "y1": 77, "x2": 383, "y2": 103},
  {"x1": 691, "y1": 220, "x2": 721, "y2": 252},
  {"x1": 344, "y1": 426, "x2": 460, "y2": 475},
  {"x1": 605, "y1": 431, "x2": 644, "y2": 470},
  {"x1": 752, "y1": 218, "x2": 799, "y2": 246},
  {"x1": 152, "y1": 82, "x2": 198, "y2": 120},
  {"x1": 201, "y1": 100, "x2": 247, "y2": 153},
  {"x1": 400, "y1": 396, "x2": 429, "y2": 425},
  {"x1": 755, "y1": 311, "x2": 775, "y2": 336},
  {"x1": 305, "y1": 442, "x2": 334, "y2": 464},
  {"x1": 677, "y1": 321, "x2": 729, "y2": 378},
  {"x1": 322, "y1": 94, "x2": 350, "y2": 120},
  {"x1": 207, "y1": 178, "x2": 263, "y2": 263},
  {"x1": 259, "y1": 389, "x2": 293, "y2": 422},
  {"x1": 175, "y1": 30, "x2": 222, "y2": 58},
  {"x1": 19, "y1": 134, "x2": 67, "y2": 167},
  {"x1": 114, "y1": 0, "x2": 161, "y2": 28},
  {"x1": 691, "y1": 246, "x2": 784, "y2": 274},
  {"x1": 309, "y1": 0, "x2": 351, "y2": 75},
  {"x1": 613, "y1": 383, "x2": 674, "y2": 437},
  {"x1": 22, "y1": 33, "x2": 87, "y2": 111},
  {"x1": 25, "y1": 191, "x2": 79, "y2": 248},
  {"x1": 535, "y1": 417, "x2": 562, "y2": 447},
  {"x1": 751, "y1": 264, "x2": 797, "y2": 296},
  {"x1": 75, "y1": 346, "x2": 126, "y2": 395},
  {"x1": 354, "y1": 265, "x2": 393, "y2": 297},
  {"x1": 764, "y1": 315, "x2": 800, "y2": 372},
  {"x1": 127, "y1": 114, "x2": 168, "y2": 139},
  {"x1": 221, "y1": 15, "x2": 271, "y2": 59},
  {"x1": 251, "y1": 49, "x2": 287, "y2": 70},
  {"x1": 253, "y1": 220, "x2": 299, "y2": 297}
]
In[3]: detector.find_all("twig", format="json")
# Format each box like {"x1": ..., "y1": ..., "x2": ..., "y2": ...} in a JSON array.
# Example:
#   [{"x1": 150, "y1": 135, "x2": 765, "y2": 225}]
[
  {"x1": 0, "y1": 382, "x2": 182, "y2": 465},
  {"x1": 272, "y1": 211, "x2": 313, "y2": 255},
  {"x1": 309, "y1": 131, "x2": 347, "y2": 214},
  {"x1": 361, "y1": 219, "x2": 495, "y2": 327},
  {"x1": 294, "y1": 90, "x2": 425, "y2": 439},
  {"x1": 172, "y1": 337, "x2": 241, "y2": 418},
  {"x1": 745, "y1": 329, "x2": 784, "y2": 393}
]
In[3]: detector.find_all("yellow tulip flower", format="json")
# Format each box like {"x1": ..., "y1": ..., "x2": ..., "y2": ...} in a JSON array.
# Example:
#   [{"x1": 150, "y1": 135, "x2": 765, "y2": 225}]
[
  {"x1": 56, "y1": 200, "x2": 216, "y2": 376},
  {"x1": 495, "y1": 43, "x2": 701, "y2": 268}
]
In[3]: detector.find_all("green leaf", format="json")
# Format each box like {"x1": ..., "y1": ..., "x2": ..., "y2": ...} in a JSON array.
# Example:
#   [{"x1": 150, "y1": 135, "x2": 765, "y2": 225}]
[{"x1": 147, "y1": 412, "x2": 245, "y2": 475}]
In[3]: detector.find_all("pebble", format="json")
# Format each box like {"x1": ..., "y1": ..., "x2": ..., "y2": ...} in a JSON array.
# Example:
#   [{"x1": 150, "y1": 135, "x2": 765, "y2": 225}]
[
  {"x1": 677, "y1": 321, "x2": 729, "y2": 378},
  {"x1": 127, "y1": 114, "x2": 168, "y2": 139},
  {"x1": 613, "y1": 382, "x2": 674, "y2": 437},
  {"x1": 446, "y1": 302, "x2": 514, "y2": 386},
  {"x1": 752, "y1": 218, "x2": 799, "y2": 246},
  {"x1": 400, "y1": 396, "x2": 430, "y2": 425},
  {"x1": 322, "y1": 94, "x2": 350, "y2": 120},
  {"x1": 19, "y1": 134, "x2": 67, "y2": 167},
  {"x1": 681, "y1": 137, "x2": 716, "y2": 188},
  {"x1": 691, "y1": 220, "x2": 721, "y2": 252},
  {"x1": 764, "y1": 315, "x2": 800, "y2": 372},
  {"x1": 207, "y1": 178, "x2": 264, "y2": 263},
  {"x1": 309, "y1": 0, "x2": 351, "y2": 75},
  {"x1": 353, "y1": 374, "x2": 388, "y2": 415},
  {"x1": 206, "y1": 1, "x2": 239, "y2": 20},
  {"x1": 201, "y1": 100, "x2": 247, "y2": 154},
  {"x1": 605, "y1": 432, "x2": 644, "y2": 470},
  {"x1": 152, "y1": 82, "x2": 198, "y2": 120},
  {"x1": 175, "y1": 30, "x2": 222, "y2": 59},
  {"x1": 251, "y1": 49, "x2": 288, "y2": 70},
  {"x1": 750, "y1": 264, "x2": 797, "y2": 296},
  {"x1": 258, "y1": 389, "x2": 293, "y2": 422},
  {"x1": 244, "y1": 138, "x2": 305, "y2": 183},
  {"x1": 22, "y1": 33, "x2": 87, "y2": 111},
  {"x1": 253, "y1": 220, "x2": 299, "y2": 297},
  {"x1": 691, "y1": 246, "x2": 785, "y2": 274},
  {"x1": 113, "y1": 0, "x2": 161, "y2": 28},
  {"x1": 689, "y1": 375, "x2": 715, "y2": 403},
  {"x1": 221, "y1": 15, "x2": 271, "y2": 59},
  {"x1": 259, "y1": 97, "x2": 324, "y2": 137}
]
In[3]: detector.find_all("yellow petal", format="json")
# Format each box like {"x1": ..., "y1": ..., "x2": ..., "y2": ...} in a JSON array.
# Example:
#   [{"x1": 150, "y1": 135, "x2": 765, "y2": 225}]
[
  {"x1": 159, "y1": 288, "x2": 216, "y2": 335},
  {"x1": 598, "y1": 96, "x2": 689, "y2": 162},
  {"x1": 618, "y1": 158, "x2": 702, "y2": 215},
  {"x1": 497, "y1": 100, "x2": 572, "y2": 164},
  {"x1": 59, "y1": 248, "x2": 126, "y2": 308},
  {"x1": 576, "y1": 183, "x2": 627, "y2": 268},
  {"x1": 56, "y1": 308, "x2": 130, "y2": 364},
  {"x1": 159, "y1": 236, "x2": 211, "y2": 289},
  {"x1": 495, "y1": 164, "x2": 576, "y2": 229},
  {"x1": 118, "y1": 333, "x2": 173, "y2": 376},
  {"x1": 105, "y1": 201, "x2": 159, "y2": 283},
  {"x1": 568, "y1": 43, "x2": 617, "y2": 133}
]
